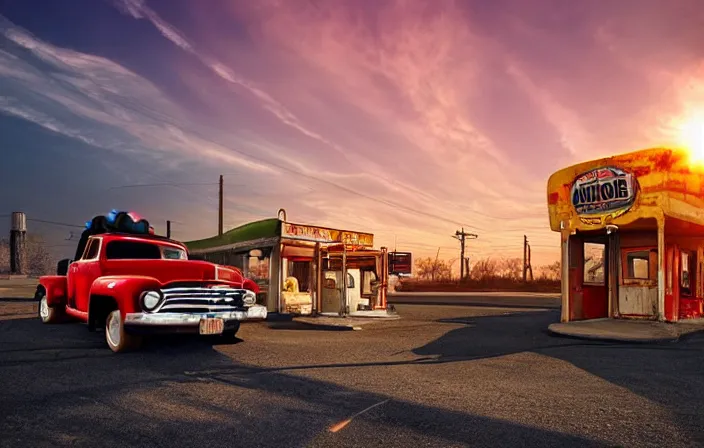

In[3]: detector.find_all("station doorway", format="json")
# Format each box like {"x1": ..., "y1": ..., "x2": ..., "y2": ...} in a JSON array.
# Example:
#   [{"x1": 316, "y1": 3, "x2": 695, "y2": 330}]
[{"x1": 568, "y1": 233, "x2": 612, "y2": 321}]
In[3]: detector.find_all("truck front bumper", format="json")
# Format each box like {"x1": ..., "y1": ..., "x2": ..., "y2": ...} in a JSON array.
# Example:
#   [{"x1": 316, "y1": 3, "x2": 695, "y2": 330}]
[{"x1": 123, "y1": 305, "x2": 267, "y2": 334}]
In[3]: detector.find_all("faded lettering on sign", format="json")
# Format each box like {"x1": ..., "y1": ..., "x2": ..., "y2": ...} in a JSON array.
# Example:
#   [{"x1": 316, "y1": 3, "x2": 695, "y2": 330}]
[{"x1": 571, "y1": 167, "x2": 637, "y2": 216}]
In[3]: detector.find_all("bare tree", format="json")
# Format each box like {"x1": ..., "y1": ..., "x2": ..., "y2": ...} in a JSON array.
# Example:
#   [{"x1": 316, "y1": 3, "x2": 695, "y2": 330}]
[
  {"x1": 499, "y1": 258, "x2": 523, "y2": 280},
  {"x1": 538, "y1": 261, "x2": 561, "y2": 281},
  {"x1": 415, "y1": 257, "x2": 452, "y2": 281},
  {"x1": 470, "y1": 258, "x2": 498, "y2": 280}
]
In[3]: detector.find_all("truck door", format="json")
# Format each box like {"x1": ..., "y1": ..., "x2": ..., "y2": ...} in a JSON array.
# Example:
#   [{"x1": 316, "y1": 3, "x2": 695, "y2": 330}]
[{"x1": 67, "y1": 238, "x2": 102, "y2": 312}]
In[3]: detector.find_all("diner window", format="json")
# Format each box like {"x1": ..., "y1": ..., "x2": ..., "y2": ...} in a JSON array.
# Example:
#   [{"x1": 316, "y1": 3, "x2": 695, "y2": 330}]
[
  {"x1": 681, "y1": 250, "x2": 694, "y2": 296},
  {"x1": 624, "y1": 250, "x2": 651, "y2": 280},
  {"x1": 584, "y1": 243, "x2": 605, "y2": 285},
  {"x1": 287, "y1": 260, "x2": 312, "y2": 292}
]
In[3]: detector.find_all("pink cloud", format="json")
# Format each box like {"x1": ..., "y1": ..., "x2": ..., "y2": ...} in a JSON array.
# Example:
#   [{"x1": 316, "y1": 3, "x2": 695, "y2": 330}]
[{"x1": 8, "y1": 0, "x2": 704, "y2": 269}]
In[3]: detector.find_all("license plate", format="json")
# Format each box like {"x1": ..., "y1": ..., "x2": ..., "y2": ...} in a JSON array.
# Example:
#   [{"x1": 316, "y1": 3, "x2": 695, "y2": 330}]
[{"x1": 199, "y1": 318, "x2": 224, "y2": 335}]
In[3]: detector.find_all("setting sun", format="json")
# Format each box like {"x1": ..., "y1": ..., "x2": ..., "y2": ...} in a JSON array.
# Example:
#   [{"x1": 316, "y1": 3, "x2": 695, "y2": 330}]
[{"x1": 678, "y1": 111, "x2": 704, "y2": 162}]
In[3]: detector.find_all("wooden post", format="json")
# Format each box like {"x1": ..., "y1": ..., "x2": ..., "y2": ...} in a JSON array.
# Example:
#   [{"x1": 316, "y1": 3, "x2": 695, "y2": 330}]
[
  {"x1": 657, "y1": 217, "x2": 666, "y2": 321},
  {"x1": 10, "y1": 212, "x2": 27, "y2": 275},
  {"x1": 218, "y1": 175, "x2": 224, "y2": 236},
  {"x1": 341, "y1": 245, "x2": 347, "y2": 316},
  {"x1": 560, "y1": 225, "x2": 570, "y2": 323},
  {"x1": 378, "y1": 246, "x2": 388, "y2": 310},
  {"x1": 314, "y1": 242, "x2": 321, "y2": 315},
  {"x1": 523, "y1": 235, "x2": 528, "y2": 283}
]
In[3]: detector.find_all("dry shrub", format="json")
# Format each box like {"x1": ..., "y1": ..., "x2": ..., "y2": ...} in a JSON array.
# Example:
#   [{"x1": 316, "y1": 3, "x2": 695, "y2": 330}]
[
  {"x1": 398, "y1": 256, "x2": 561, "y2": 293},
  {"x1": 0, "y1": 239, "x2": 8, "y2": 273},
  {"x1": 0, "y1": 234, "x2": 56, "y2": 276}
]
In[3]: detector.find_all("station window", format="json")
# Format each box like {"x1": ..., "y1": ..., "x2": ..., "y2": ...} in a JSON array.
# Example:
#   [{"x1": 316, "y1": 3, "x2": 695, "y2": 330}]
[
  {"x1": 681, "y1": 250, "x2": 694, "y2": 296},
  {"x1": 583, "y1": 242, "x2": 605, "y2": 285},
  {"x1": 287, "y1": 260, "x2": 312, "y2": 292},
  {"x1": 623, "y1": 249, "x2": 652, "y2": 280}
]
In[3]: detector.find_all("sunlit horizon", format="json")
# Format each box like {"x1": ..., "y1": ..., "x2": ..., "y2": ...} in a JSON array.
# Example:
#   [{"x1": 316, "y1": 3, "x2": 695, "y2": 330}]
[{"x1": 1, "y1": 0, "x2": 703, "y2": 270}]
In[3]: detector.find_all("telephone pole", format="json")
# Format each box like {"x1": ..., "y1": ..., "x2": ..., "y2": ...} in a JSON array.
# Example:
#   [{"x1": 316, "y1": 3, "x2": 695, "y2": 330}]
[
  {"x1": 218, "y1": 174, "x2": 224, "y2": 236},
  {"x1": 166, "y1": 220, "x2": 171, "y2": 239},
  {"x1": 10, "y1": 212, "x2": 27, "y2": 275},
  {"x1": 523, "y1": 235, "x2": 534, "y2": 282},
  {"x1": 453, "y1": 228, "x2": 478, "y2": 281}
]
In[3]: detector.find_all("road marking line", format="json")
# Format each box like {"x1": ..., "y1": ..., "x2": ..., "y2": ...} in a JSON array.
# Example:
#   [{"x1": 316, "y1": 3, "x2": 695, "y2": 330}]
[{"x1": 328, "y1": 399, "x2": 390, "y2": 433}]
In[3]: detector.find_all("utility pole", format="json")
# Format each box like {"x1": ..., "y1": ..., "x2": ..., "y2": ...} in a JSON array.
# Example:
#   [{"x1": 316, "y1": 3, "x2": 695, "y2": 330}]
[
  {"x1": 523, "y1": 235, "x2": 534, "y2": 282},
  {"x1": 218, "y1": 174, "x2": 224, "y2": 236},
  {"x1": 166, "y1": 220, "x2": 171, "y2": 239},
  {"x1": 9, "y1": 212, "x2": 26, "y2": 275},
  {"x1": 453, "y1": 228, "x2": 478, "y2": 281}
]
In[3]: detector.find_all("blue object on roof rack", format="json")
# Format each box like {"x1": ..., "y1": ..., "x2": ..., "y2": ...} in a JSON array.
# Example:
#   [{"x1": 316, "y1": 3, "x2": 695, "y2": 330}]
[{"x1": 85, "y1": 210, "x2": 151, "y2": 235}]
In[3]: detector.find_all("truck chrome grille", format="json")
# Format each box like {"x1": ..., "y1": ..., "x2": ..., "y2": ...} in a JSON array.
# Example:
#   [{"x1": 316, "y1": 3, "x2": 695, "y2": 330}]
[{"x1": 155, "y1": 287, "x2": 252, "y2": 314}]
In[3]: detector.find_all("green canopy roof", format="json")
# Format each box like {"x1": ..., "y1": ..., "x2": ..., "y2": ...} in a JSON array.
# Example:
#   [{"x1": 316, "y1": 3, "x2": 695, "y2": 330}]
[{"x1": 184, "y1": 218, "x2": 281, "y2": 251}]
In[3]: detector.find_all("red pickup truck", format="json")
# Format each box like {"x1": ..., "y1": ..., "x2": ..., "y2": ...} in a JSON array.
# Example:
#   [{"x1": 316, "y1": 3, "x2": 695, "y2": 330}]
[{"x1": 36, "y1": 232, "x2": 267, "y2": 353}]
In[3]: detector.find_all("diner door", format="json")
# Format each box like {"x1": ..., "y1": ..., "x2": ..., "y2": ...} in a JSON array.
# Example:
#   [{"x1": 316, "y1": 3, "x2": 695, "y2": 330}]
[
  {"x1": 321, "y1": 270, "x2": 344, "y2": 315},
  {"x1": 664, "y1": 244, "x2": 679, "y2": 321},
  {"x1": 568, "y1": 236, "x2": 584, "y2": 320},
  {"x1": 569, "y1": 235, "x2": 609, "y2": 320}
]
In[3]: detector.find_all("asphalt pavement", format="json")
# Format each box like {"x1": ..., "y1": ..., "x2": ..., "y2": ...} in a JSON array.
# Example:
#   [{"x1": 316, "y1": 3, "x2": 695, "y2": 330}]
[{"x1": 1, "y1": 297, "x2": 704, "y2": 447}]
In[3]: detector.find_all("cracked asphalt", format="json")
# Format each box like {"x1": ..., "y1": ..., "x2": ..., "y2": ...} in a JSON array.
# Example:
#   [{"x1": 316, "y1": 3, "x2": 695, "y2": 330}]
[{"x1": 1, "y1": 297, "x2": 704, "y2": 447}]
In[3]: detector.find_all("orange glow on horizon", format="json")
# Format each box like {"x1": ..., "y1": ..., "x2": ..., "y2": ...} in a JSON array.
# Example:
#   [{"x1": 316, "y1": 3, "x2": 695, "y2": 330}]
[{"x1": 677, "y1": 111, "x2": 704, "y2": 163}]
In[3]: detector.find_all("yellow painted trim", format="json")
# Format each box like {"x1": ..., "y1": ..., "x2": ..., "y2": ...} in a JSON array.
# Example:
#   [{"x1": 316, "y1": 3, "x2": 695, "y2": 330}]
[{"x1": 548, "y1": 147, "x2": 704, "y2": 232}]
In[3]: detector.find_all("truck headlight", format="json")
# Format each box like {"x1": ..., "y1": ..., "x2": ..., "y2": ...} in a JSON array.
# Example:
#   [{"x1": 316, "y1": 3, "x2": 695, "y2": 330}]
[
  {"x1": 243, "y1": 290, "x2": 256, "y2": 306},
  {"x1": 140, "y1": 290, "x2": 163, "y2": 312}
]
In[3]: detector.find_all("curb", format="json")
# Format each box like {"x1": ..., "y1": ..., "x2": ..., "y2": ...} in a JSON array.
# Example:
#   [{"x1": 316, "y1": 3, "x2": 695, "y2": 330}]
[
  {"x1": 547, "y1": 325, "x2": 680, "y2": 344},
  {"x1": 265, "y1": 321, "x2": 361, "y2": 331}
]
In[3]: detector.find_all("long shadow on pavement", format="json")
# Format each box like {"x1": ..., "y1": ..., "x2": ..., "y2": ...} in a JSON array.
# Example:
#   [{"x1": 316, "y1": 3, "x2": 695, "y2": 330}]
[
  {"x1": 411, "y1": 310, "x2": 704, "y2": 447},
  {"x1": 0, "y1": 315, "x2": 608, "y2": 448}
]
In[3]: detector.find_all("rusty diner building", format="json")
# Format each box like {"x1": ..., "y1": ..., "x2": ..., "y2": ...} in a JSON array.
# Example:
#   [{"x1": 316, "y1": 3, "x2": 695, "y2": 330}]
[
  {"x1": 547, "y1": 147, "x2": 704, "y2": 323},
  {"x1": 184, "y1": 213, "x2": 394, "y2": 318}
]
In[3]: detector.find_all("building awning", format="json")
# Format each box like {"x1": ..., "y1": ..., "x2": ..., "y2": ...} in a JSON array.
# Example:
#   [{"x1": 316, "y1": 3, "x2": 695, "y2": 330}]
[
  {"x1": 547, "y1": 147, "x2": 704, "y2": 233},
  {"x1": 185, "y1": 218, "x2": 281, "y2": 253},
  {"x1": 185, "y1": 218, "x2": 375, "y2": 253}
]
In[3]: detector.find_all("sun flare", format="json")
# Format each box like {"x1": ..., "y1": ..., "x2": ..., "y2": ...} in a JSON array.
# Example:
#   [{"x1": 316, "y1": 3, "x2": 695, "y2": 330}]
[{"x1": 678, "y1": 111, "x2": 704, "y2": 162}]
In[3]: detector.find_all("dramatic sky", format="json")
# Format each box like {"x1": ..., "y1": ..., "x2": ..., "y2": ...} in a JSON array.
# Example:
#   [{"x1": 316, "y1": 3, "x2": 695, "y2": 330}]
[{"x1": 1, "y1": 0, "x2": 703, "y2": 267}]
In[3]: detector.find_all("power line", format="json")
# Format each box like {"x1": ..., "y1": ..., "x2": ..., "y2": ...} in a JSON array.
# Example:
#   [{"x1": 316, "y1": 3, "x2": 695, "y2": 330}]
[
  {"x1": 212, "y1": 156, "x2": 484, "y2": 231},
  {"x1": 27, "y1": 218, "x2": 85, "y2": 229},
  {"x1": 106, "y1": 182, "x2": 220, "y2": 190}
]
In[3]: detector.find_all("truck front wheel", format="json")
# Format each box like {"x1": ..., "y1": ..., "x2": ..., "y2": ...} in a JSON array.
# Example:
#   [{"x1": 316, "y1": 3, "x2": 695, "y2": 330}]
[
  {"x1": 38, "y1": 291, "x2": 63, "y2": 324},
  {"x1": 105, "y1": 310, "x2": 142, "y2": 353}
]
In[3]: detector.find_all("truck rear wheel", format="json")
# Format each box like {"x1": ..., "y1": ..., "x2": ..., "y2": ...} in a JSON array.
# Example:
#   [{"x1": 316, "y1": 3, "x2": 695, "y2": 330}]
[
  {"x1": 105, "y1": 310, "x2": 142, "y2": 353},
  {"x1": 38, "y1": 291, "x2": 63, "y2": 324}
]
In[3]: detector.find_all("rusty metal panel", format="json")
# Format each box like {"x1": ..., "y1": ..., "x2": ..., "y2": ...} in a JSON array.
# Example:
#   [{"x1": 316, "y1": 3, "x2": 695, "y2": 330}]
[{"x1": 618, "y1": 285, "x2": 658, "y2": 316}]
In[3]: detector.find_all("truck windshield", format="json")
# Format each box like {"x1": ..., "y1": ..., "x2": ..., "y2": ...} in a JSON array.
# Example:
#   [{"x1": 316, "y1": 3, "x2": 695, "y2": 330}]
[{"x1": 105, "y1": 241, "x2": 186, "y2": 260}]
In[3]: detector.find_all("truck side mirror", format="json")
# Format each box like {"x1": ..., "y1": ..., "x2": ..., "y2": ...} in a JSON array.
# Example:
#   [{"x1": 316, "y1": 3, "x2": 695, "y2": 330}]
[{"x1": 57, "y1": 259, "x2": 73, "y2": 276}]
